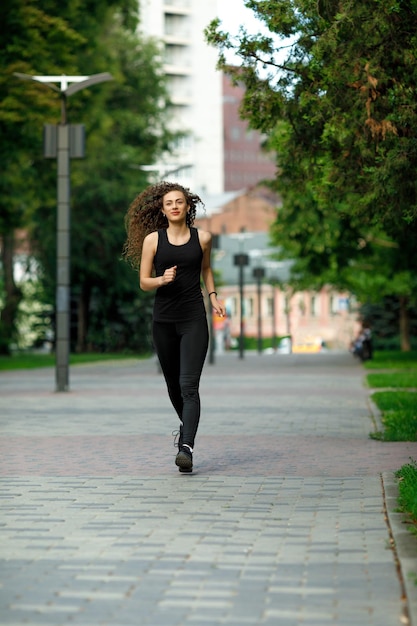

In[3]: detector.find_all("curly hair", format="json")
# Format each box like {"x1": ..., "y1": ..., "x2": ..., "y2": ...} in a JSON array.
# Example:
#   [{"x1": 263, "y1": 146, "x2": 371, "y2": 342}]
[{"x1": 122, "y1": 181, "x2": 205, "y2": 269}]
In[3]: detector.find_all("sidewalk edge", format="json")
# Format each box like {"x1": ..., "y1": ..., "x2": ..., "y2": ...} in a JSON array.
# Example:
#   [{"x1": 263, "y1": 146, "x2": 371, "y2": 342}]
[{"x1": 382, "y1": 471, "x2": 417, "y2": 626}]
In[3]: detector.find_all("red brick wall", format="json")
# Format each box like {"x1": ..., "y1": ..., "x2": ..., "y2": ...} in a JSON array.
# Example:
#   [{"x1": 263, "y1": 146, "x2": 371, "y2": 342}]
[
  {"x1": 196, "y1": 186, "x2": 279, "y2": 234},
  {"x1": 223, "y1": 74, "x2": 276, "y2": 191}
]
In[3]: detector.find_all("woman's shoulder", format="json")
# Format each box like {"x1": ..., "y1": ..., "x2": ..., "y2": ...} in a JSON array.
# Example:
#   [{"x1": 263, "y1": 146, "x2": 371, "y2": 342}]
[
  {"x1": 144, "y1": 230, "x2": 160, "y2": 243},
  {"x1": 143, "y1": 230, "x2": 159, "y2": 252}
]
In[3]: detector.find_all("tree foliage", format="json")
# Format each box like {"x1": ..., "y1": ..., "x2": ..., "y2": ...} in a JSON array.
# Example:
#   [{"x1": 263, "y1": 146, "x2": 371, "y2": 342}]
[
  {"x1": 0, "y1": 0, "x2": 84, "y2": 351},
  {"x1": 206, "y1": 0, "x2": 417, "y2": 349},
  {"x1": 1, "y1": 0, "x2": 173, "y2": 353}
]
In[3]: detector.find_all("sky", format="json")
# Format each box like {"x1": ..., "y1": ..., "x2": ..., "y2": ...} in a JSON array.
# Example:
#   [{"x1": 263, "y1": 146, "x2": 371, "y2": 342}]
[
  {"x1": 214, "y1": 1, "x2": 287, "y2": 72},
  {"x1": 216, "y1": 0, "x2": 265, "y2": 36}
]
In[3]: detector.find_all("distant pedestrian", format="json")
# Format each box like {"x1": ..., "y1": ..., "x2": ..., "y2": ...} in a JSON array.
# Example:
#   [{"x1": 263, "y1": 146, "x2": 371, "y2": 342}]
[
  {"x1": 351, "y1": 323, "x2": 373, "y2": 362},
  {"x1": 123, "y1": 181, "x2": 225, "y2": 473}
]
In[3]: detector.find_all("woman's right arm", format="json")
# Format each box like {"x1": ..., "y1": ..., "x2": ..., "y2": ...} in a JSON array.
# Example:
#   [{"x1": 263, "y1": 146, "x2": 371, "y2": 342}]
[{"x1": 139, "y1": 232, "x2": 177, "y2": 291}]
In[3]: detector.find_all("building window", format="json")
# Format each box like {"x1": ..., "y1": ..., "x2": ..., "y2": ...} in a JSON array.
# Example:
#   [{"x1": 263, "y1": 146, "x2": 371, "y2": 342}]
[
  {"x1": 164, "y1": 14, "x2": 189, "y2": 38},
  {"x1": 298, "y1": 297, "x2": 306, "y2": 316},
  {"x1": 310, "y1": 295, "x2": 317, "y2": 317},
  {"x1": 174, "y1": 166, "x2": 193, "y2": 181},
  {"x1": 164, "y1": 43, "x2": 189, "y2": 67},
  {"x1": 284, "y1": 295, "x2": 290, "y2": 316},
  {"x1": 171, "y1": 134, "x2": 192, "y2": 151},
  {"x1": 227, "y1": 297, "x2": 238, "y2": 318}
]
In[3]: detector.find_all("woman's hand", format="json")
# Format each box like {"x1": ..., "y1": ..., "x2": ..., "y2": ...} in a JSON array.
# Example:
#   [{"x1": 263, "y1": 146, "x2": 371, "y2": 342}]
[
  {"x1": 210, "y1": 294, "x2": 226, "y2": 318},
  {"x1": 160, "y1": 265, "x2": 177, "y2": 286}
]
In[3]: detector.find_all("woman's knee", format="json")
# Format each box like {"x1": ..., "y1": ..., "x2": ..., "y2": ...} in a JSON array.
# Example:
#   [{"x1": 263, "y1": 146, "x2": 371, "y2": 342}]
[{"x1": 179, "y1": 373, "x2": 199, "y2": 399}]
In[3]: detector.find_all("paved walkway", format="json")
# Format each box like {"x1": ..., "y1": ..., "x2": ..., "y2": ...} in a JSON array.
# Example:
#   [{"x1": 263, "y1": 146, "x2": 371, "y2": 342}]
[{"x1": 0, "y1": 351, "x2": 416, "y2": 626}]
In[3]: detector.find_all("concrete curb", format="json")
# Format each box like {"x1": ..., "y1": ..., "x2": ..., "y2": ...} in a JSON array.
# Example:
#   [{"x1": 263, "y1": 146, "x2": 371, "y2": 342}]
[
  {"x1": 369, "y1": 388, "x2": 417, "y2": 625},
  {"x1": 366, "y1": 390, "x2": 384, "y2": 435},
  {"x1": 383, "y1": 472, "x2": 417, "y2": 626}
]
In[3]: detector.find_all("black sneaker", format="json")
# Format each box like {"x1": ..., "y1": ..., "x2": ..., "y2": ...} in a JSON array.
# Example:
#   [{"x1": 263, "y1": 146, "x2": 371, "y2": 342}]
[{"x1": 175, "y1": 445, "x2": 193, "y2": 473}]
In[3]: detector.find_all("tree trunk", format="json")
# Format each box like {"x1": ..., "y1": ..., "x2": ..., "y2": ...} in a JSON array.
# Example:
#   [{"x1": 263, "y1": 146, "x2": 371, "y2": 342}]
[
  {"x1": 75, "y1": 283, "x2": 91, "y2": 353},
  {"x1": 399, "y1": 296, "x2": 411, "y2": 352},
  {"x1": 0, "y1": 231, "x2": 22, "y2": 354}
]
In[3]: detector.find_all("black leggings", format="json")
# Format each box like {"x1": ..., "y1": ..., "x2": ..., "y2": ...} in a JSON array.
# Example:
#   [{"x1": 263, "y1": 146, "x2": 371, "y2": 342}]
[{"x1": 153, "y1": 316, "x2": 209, "y2": 449}]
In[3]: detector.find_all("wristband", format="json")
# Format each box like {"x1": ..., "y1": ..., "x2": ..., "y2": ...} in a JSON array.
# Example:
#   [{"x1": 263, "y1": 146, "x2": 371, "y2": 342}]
[{"x1": 208, "y1": 291, "x2": 217, "y2": 297}]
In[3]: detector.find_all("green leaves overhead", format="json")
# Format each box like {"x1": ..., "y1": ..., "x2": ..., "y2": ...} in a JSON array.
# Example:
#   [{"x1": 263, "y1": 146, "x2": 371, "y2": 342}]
[
  {"x1": 207, "y1": 0, "x2": 417, "y2": 348},
  {"x1": 1, "y1": 0, "x2": 174, "y2": 353},
  {"x1": 207, "y1": 0, "x2": 417, "y2": 261}
]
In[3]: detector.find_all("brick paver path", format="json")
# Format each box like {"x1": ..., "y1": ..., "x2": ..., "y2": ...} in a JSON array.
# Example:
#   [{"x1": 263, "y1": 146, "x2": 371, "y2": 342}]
[{"x1": 0, "y1": 352, "x2": 415, "y2": 625}]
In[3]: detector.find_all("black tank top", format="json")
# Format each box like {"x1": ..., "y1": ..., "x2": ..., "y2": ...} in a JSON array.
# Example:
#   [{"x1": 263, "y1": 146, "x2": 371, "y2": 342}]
[{"x1": 153, "y1": 227, "x2": 205, "y2": 322}]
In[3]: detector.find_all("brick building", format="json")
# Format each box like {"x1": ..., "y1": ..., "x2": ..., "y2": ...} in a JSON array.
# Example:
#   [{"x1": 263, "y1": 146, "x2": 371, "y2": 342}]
[
  {"x1": 196, "y1": 185, "x2": 278, "y2": 234},
  {"x1": 195, "y1": 188, "x2": 360, "y2": 352},
  {"x1": 223, "y1": 74, "x2": 276, "y2": 191}
]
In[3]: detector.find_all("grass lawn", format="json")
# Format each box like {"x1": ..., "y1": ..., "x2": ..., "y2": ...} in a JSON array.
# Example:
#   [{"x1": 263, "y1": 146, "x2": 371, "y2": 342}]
[
  {"x1": 395, "y1": 460, "x2": 417, "y2": 537},
  {"x1": 367, "y1": 370, "x2": 417, "y2": 388},
  {"x1": 0, "y1": 352, "x2": 146, "y2": 371},
  {"x1": 365, "y1": 349, "x2": 416, "y2": 442},
  {"x1": 366, "y1": 349, "x2": 417, "y2": 543},
  {"x1": 371, "y1": 391, "x2": 417, "y2": 441},
  {"x1": 367, "y1": 353, "x2": 417, "y2": 443},
  {"x1": 364, "y1": 350, "x2": 417, "y2": 369}
]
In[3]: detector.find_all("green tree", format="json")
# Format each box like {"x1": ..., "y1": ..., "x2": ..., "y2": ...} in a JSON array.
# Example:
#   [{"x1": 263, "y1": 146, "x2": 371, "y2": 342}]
[
  {"x1": 1, "y1": 0, "x2": 173, "y2": 353},
  {"x1": 206, "y1": 0, "x2": 417, "y2": 350},
  {"x1": 30, "y1": 14, "x2": 174, "y2": 353},
  {"x1": 0, "y1": 0, "x2": 85, "y2": 352}
]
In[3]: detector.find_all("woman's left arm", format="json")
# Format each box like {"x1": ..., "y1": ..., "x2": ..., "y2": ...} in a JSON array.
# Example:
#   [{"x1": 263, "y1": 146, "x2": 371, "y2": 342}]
[{"x1": 199, "y1": 230, "x2": 226, "y2": 317}]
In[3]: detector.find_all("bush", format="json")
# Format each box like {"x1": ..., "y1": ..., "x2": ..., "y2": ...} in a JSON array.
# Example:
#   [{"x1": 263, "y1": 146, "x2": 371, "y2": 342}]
[{"x1": 395, "y1": 459, "x2": 417, "y2": 534}]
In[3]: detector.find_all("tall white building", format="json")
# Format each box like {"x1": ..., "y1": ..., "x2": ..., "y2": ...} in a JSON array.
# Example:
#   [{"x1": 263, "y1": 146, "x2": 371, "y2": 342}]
[{"x1": 139, "y1": 0, "x2": 224, "y2": 195}]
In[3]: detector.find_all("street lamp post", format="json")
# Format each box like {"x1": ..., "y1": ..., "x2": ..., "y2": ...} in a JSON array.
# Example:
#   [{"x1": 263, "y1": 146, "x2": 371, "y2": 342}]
[
  {"x1": 230, "y1": 233, "x2": 253, "y2": 360},
  {"x1": 269, "y1": 279, "x2": 278, "y2": 352},
  {"x1": 233, "y1": 253, "x2": 249, "y2": 359},
  {"x1": 252, "y1": 267, "x2": 265, "y2": 354},
  {"x1": 208, "y1": 234, "x2": 219, "y2": 365},
  {"x1": 14, "y1": 73, "x2": 113, "y2": 391},
  {"x1": 264, "y1": 260, "x2": 288, "y2": 353}
]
